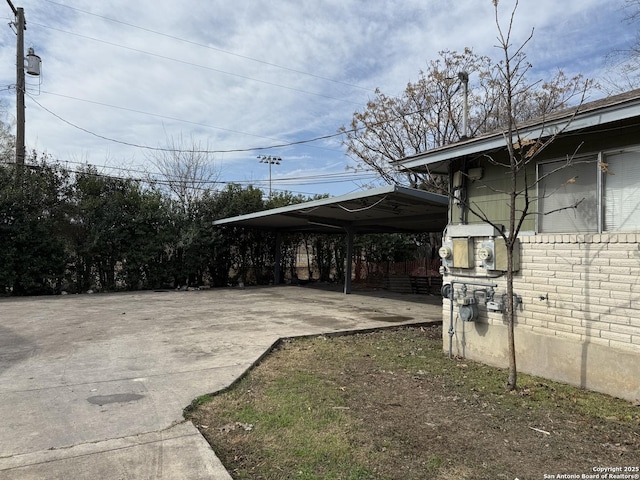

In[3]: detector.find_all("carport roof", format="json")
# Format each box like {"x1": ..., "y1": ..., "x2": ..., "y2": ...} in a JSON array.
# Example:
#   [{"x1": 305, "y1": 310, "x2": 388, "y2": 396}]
[{"x1": 213, "y1": 185, "x2": 448, "y2": 234}]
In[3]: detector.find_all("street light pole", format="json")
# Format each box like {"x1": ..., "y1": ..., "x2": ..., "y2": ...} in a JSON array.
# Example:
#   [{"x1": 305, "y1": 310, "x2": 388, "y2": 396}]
[{"x1": 257, "y1": 155, "x2": 281, "y2": 198}]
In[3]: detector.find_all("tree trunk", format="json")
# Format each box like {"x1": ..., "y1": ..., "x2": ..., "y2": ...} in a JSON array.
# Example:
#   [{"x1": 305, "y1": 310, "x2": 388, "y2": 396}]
[{"x1": 505, "y1": 241, "x2": 517, "y2": 390}]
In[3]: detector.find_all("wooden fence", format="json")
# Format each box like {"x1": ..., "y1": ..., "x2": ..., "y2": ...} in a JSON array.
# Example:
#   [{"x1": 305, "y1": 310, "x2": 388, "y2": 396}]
[{"x1": 353, "y1": 257, "x2": 443, "y2": 294}]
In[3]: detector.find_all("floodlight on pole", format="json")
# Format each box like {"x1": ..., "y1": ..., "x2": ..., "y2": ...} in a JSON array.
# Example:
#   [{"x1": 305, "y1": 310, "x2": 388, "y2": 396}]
[{"x1": 257, "y1": 155, "x2": 281, "y2": 198}]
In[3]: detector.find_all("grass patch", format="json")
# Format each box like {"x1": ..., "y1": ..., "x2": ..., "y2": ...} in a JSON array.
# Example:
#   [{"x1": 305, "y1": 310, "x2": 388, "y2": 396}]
[
  {"x1": 186, "y1": 326, "x2": 639, "y2": 479},
  {"x1": 183, "y1": 393, "x2": 213, "y2": 415}
]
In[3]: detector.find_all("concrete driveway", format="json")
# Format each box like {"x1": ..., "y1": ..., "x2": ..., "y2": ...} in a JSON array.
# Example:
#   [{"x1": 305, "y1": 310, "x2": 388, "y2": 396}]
[{"x1": 0, "y1": 285, "x2": 442, "y2": 479}]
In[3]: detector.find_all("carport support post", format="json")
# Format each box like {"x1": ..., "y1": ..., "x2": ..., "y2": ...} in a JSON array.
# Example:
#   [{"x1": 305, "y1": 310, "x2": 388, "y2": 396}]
[
  {"x1": 344, "y1": 227, "x2": 354, "y2": 294},
  {"x1": 274, "y1": 231, "x2": 282, "y2": 285}
]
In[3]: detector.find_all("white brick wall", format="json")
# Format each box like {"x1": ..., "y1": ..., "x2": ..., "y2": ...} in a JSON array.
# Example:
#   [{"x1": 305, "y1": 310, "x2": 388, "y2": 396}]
[{"x1": 444, "y1": 233, "x2": 640, "y2": 354}]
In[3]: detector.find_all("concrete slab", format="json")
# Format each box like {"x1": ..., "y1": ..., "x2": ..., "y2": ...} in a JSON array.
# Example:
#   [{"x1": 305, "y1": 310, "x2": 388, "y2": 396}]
[{"x1": 0, "y1": 285, "x2": 442, "y2": 479}]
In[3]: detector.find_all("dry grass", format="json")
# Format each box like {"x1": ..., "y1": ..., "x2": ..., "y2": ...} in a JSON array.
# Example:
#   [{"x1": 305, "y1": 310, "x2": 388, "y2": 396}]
[{"x1": 186, "y1": 325, "x2": 640, "y2": 480}]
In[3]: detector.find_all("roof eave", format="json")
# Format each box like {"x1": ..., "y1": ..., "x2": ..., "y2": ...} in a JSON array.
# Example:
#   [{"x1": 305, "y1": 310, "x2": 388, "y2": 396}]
[{"x1": 397, "y1": 95, "x2": 640, "y2": 172}]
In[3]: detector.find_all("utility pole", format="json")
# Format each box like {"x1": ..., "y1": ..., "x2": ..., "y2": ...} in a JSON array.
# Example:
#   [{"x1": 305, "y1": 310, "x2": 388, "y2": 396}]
[
  {"x1": 7, "y1": 0, "x2": 26, "y2": 165},
  {"x1": 257, "y1": 155, "x2": 281, "y2": 198}
]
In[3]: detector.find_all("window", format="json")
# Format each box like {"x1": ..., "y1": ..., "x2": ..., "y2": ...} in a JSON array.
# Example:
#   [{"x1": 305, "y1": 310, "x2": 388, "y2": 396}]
[
  {"x1": 538, "y1": 156, "x2": 598, "y2": 233},
  {"x1": 603, "y1": 151, "x2": 640, "y2": 231},
  {"x1": 538, "y1": 148, "x2": 640, "y2": 233}
]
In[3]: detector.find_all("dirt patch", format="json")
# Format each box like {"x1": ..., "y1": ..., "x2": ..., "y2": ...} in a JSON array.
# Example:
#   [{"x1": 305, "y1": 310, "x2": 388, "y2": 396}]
[{"x1": 188, "y1": 326, "x2": 640, "y2": 480}]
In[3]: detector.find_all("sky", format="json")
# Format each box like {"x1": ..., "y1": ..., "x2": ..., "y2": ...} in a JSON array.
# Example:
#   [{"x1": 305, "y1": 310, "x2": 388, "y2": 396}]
[{"x1": 0, "y1": 0, "x2": 636, "y2": 198}]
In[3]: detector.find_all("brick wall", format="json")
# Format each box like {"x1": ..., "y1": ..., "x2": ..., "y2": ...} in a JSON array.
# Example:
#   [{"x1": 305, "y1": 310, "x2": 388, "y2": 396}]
[
  {"x1": 515, "y1": 234, "x2": 640, "y2": 354},
  {"x1": 442, "y1": 233, "x2": 640, "y2": 400}
]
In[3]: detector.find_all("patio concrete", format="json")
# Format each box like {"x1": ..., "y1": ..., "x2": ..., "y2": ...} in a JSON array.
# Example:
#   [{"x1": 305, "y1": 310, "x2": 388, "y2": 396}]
[{"x1": 0, "y1": 285, "x2": 442, "y2": 479}]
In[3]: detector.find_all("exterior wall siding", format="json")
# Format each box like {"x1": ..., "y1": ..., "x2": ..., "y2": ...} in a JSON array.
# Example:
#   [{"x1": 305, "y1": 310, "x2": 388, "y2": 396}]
[{"x1": 443, "y1": 233, "x2": 640, "y2": 401}]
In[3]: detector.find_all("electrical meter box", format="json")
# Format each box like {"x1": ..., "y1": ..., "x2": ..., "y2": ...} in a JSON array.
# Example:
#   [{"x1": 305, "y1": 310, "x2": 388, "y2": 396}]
[
  {"x1": 439, "y1": 238, "x2": 474, "y2": 269},
  {"x1": 479, "y1": 238, "x2": 520, "y2": 271}
]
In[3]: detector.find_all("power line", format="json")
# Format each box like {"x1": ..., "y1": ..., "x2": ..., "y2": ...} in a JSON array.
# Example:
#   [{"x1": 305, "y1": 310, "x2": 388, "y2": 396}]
[
  {"x1": 52, "y1": 157, "x2": 379, "y2": 186},
  {"x1": 14, "y1": 8, "x2": 441, "y2": 162},
  {"x1": 27, "y1": 92, "x2": 350, "y2": 154},
  {"x1": 31, "y1": 22, "x2": 364, "y2": 107},
  {"x1": 43, "y1": 0, "x2": 375, "y2": 94},
  {"x1": 27, "y1": 91, "x2": 433, "y2": 157},
  {"x1": 39, "y1": 90, "x2": 295, "y2": 144},
  {"x1": 3, "y1": 159, "x2": 369, "y2": 197}
]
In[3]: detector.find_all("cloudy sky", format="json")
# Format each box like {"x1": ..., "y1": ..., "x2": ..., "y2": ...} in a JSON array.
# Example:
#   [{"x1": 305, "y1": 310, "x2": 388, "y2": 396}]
[{"x1": 0, "y1": 0, "x2": 635, "y2": 197}]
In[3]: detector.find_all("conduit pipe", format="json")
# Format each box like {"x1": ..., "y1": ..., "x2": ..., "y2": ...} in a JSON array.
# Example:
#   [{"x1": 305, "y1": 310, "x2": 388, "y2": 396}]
[{"x1": 446, "y1": 280, "x2": 497, "y2": 359}]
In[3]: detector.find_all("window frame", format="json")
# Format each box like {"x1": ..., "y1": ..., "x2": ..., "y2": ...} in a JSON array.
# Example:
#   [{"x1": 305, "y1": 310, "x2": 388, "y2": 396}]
[
  {"x1": 536, "y1": 153, "x2": 599, "y2": 234},
  {"x1": 535, "y1": 145, "x2": 640, "y2": 234}
]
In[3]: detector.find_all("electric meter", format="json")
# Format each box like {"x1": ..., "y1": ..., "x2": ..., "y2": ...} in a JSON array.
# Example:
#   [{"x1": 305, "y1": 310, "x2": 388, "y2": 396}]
[
  {"x1": 478, "y1": 247, "x2": 493, "y2": 261},
  {"x1": 438, "y1": 241, "x2": 454, "y2": 267},
  {"x1": 480, "y1": 240, "x2": 496, "y2": 270}
]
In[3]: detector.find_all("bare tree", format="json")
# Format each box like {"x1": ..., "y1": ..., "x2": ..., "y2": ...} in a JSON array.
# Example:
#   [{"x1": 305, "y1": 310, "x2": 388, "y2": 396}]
[
  {"x1": 603, "y1": 0, "x2": 640, "y2": 93},
  {"x1": 0, "y1": 103, "x2": 15, "y2": 164},
  {"x1": 341, "y1": 49, "x2": 494, "y2": 187},
  {"x1": 146, "y1": 133, "x2": 219, "y2": 215},
  {"x1": 448, "y1": 0, "x2": 592, "y2": 390},
  {"x1": 341, "y1": 48, "x2": 586, "y2": 190}
]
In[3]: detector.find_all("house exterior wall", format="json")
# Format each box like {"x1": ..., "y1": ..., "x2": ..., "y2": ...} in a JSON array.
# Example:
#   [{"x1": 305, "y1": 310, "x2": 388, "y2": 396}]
[
  {"x1": 451, "y1": 161, "x2": 537, "y2": 231},
  {"x1": 444, "y1": 232, "x2": 640, "y2": 402}
]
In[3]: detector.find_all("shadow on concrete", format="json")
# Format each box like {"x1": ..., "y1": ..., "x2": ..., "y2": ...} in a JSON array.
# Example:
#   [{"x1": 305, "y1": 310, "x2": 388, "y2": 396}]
[
  {"x1": 298, "y1": 283, "x2": 444, "y2": 306},
  {"x1": 0, "y1": 326, "x2": 35, "y2": 373}
]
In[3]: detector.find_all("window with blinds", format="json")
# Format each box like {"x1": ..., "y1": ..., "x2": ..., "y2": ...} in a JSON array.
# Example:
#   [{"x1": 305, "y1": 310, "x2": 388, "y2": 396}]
[
  {"x1": 536, "y1": 149, "x2": 640, "y2": 233},
  {"x1": 603, "y1": 151, "x2": 640, "y2": 232}
]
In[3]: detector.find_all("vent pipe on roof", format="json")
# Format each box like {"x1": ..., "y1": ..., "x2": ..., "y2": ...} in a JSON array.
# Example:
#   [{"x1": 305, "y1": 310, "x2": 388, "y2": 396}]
[{"x1": 458, "y1": 71, "x2": 469, "y2": 140}]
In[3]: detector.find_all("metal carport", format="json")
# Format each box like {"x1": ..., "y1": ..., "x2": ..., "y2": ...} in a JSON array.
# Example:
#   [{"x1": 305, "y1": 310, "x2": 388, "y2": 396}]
[{"x1": 213, "y1": 185, "x2": 448, "y2": 293}]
